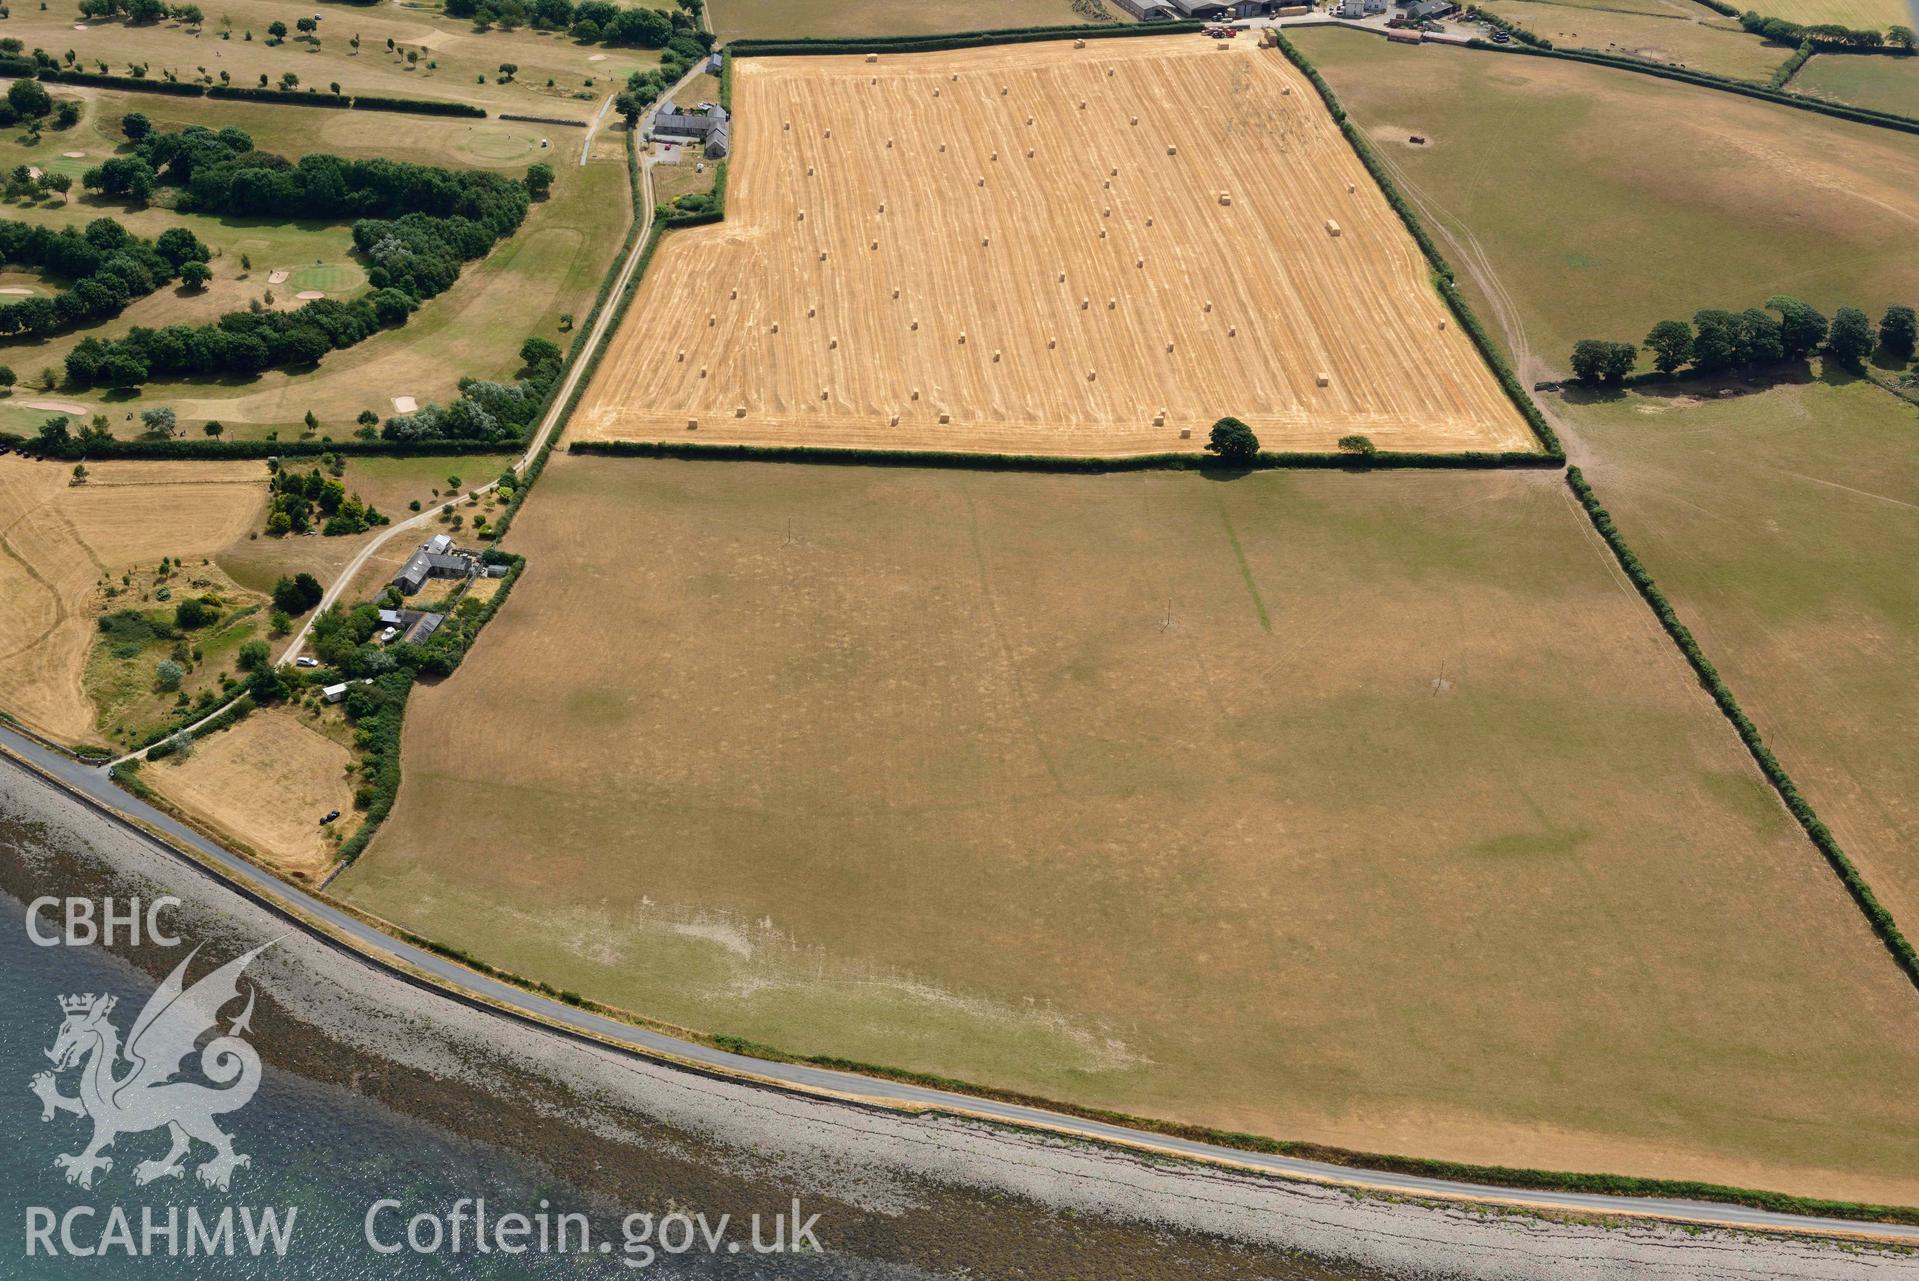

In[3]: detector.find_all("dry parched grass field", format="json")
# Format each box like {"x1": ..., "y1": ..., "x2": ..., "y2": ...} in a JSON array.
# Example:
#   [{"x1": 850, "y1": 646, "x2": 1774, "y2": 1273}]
[
  {"x1": 344, "y1": 456, "x2": 1919, "y2": 1204},
  {"x1": 0, "y1": 456, "x2": 263, "y2": 743},
  {"x1": 576, "y1": 37, "x2": 1533, "y2": 456},
  {"x1": 143, "y1": 707, "x2": 358, "y2": 883}
]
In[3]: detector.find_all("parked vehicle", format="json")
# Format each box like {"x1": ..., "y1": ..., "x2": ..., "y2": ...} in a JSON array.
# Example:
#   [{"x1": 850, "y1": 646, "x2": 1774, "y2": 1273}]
[{"x1": 295, "y1": 657, "x2": 319, "y2": 668}]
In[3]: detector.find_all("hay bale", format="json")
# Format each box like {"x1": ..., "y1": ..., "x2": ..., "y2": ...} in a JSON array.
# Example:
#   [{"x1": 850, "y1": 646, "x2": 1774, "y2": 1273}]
[
  {"x1": 1204, "y1": 300, "x2": 1213, "y2": 313},
  {"x1": 1316, "y1": 372, "x2": 1330, "y2": 387},
  {"x1": 981, "y1": 237, "x2": 990, "y2": 247},
  {"x1": 820, "y1": 389, "x2": 829, "y2": 400},
  {"x1": 1026, "y1": 148, "x2": 1035, "y2": 158},
  {"x1": 993, "y1": 349, "x2": 1001, "y2": 362},
  {"x1": 912, "y1": 388, "x2": 921, "y2": 400},
  {"x1": 736, "y1": 406, "x2": 747, "y2": 417},
  {"x1": 708, "y1": 314, "x2": 716, "y2": 326},
  {"x1": 1087, "y1": 369, "x2": 1097, "y2": 381},
  {"x1": 1325, "y1": 219, "x2": 1341, "y2": 237},
  {"x1": 807, "y1": 305, "x2": 816, "y2": 317},
  {"x1": 990, "y1": 150, "x2": 998, "y2": 161},
  {"x1": 1167, "y1": 144, "x2": 1177, "y2": 156},
  {"x1": 1136, "y1": 258, "x2": 1144, "y2": 268},
  {"x1": 1130, "y1": 116, "x2": 1139, "y2": 126},
  {"x1": 1228, "y1": 326, "x2": 1237, "y2": 337},
  {"x1": 824, "y1": 128, "x2": 832, "y2": 138},
  {"x1": 676, "y1": 350, "x2": 685, "y2": 362},
  {"x1": 1047, "y1": 337, "x2": 1057, "y2": 349},
  {"x1": 958, "y1": 331, "x2": 967, "y2": 344},
  {"x1": 1075, "y1": 37, "x2": 1086, "y2": 48},
  {"x1": 1218, "y1": 192, "x2": 1232, "y2": 206},
  {"x1": 865, "y1": 52, "x2": 878, "y2": 63},
  {"x1": 806, "y1": 165, "x2": 815, "y2": 176},
  {"x1": 910, "y1": 319, "x2": 919, "y2": 330},
  {"x1": 1107, "y1": 298, "x2": 1117, "y2": 309},
  {"x1": 889, "y1": 413, "x2": 900, "y2": 426},
  {"x1": 1180, "y1": 427, "x2": 1192, "y2": 440},
  {"x1": 871, "y1": 240, "x2": 879, "y2": 251},
  {"x1": 688, "y1": 418, "x2": 699, "y2": 430},
  {"x1": 938, "y1": 411, "x2": 951, "y2": 424}
]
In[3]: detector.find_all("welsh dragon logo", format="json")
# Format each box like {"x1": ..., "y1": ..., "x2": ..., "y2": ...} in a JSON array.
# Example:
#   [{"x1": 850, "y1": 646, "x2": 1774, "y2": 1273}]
[{"x1": 29, "y1": 942, "x2": 272, "y2": 1192}]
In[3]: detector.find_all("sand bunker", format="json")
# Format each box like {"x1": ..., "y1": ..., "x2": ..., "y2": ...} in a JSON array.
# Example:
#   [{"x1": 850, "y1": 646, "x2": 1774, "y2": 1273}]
[
  {"x1": 267, "y1": 270, "x2": 290, "y2": 284},
  {"x1": 392, "y1": 395, "x2": 418, "y2": 413},
  {"x1": 61, "y1": 151, "x2": 85, "y2": 159},
  {"x1": 588, "y1": 53, "x2": 608, "y2": 62},
  {"x1": 296, "y1": 290, "x2": 326, "y2": 300},
  {"x1": 0, "y1": 287, "x2": 34, "y2": 296},
  {"x1": 21, "y1": 400, "x2": 89, "y2": 414}
]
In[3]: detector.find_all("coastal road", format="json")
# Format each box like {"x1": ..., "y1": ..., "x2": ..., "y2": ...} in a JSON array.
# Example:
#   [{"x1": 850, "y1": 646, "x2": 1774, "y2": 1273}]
[{"x1": 4, "y1": 723, "x2": 1915, "y2": 1246}]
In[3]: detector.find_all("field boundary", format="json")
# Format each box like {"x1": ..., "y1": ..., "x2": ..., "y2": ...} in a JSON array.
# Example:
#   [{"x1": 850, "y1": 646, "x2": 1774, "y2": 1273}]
[
  {"x1": 723, "y1": 21, "x2": 1207, "y2": 57},
  {"x1": 1566, "y1": 467, "x2": 1919, "y2": 994},
  {"x1": 0, "y1": 435, "x2": 523, "y2": 462},
  {"x1": 1456, "y1": 38, "x2": 1919, "y2": 134},
  {"x1": 1273, "y1": 33, "x2": 1564, "y2": 459},
  {"x1": 568, "y1": 438, "x2": 1561, "y2": 470},
  {"x1": 0, "y1": 68, "x2": 490, "y2": 118}
]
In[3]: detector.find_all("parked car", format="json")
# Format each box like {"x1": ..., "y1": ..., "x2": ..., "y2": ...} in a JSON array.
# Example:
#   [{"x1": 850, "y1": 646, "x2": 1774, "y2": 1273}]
[
  {"x1": 295, "y1": 656, "x2": 319, "y2": 668},
  {"x1": 320, "y1": 809, "x2": 341, "y2": 825}
]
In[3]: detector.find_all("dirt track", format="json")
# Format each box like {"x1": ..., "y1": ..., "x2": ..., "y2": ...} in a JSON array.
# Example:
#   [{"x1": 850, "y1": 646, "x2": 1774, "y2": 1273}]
[{"x1": 575, "y1": 36, "x2": 1535, "y2": 456}]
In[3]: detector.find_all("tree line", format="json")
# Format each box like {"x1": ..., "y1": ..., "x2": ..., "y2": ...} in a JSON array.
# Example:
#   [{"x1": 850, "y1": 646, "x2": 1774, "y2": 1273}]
[
  {"x1": 444, "y1": 0, "x2": 708, "y2": 52},
  {"x1": 1738, "y1": 11, "x2": 1915, "y2": 51},
  {"x1": 0, "y1": 218, "x2": 208, "y2": 339},
  {"x1": 1570, "y1": 296, "x2": 1915, "y2": 386},
  {"x1": 63, "y1": 122, "x2": 535, "y2": 389}
]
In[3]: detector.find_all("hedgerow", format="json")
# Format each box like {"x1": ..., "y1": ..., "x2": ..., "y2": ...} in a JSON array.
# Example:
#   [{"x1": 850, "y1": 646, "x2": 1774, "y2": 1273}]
[
  {"x1": 727, "y1": 21, "x2": 1204, "y2": 56},
  {"x1": 570, "y1": 439, "x2": 1561, "y2": 472},
  {"x1": 1464, "y1": 39, "x2": 1919, "y2": 134},
  {"x1": 1567, "y1": 467, "x2": 1919, "y2": 993}
]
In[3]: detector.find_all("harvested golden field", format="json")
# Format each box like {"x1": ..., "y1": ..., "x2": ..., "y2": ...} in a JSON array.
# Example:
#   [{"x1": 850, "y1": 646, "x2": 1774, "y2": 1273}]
[
  {"x1": 342, "y1": 455, "x2": 1919, "y2": 1204},
  {"x1": 0, "y1": 456, "x2": 263, "y2": 744},
  {"x1": 143, "y1": 708, "x2": 357, "y2": 882},
  {"x1": 576, "y1": 37, "x2": 1534, "y2": 456}
]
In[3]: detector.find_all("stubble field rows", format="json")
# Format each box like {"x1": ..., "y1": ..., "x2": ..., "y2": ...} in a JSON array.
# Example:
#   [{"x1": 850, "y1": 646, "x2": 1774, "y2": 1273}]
[{"x1": 575, "y1": 37, "x2": 1534, "y2": 456}]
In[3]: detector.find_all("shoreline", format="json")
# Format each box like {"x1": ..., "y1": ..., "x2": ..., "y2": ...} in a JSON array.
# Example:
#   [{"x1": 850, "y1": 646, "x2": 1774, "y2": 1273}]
[{"x1": 3, "y1": 764, "x2": 1913, "y2": 1280}]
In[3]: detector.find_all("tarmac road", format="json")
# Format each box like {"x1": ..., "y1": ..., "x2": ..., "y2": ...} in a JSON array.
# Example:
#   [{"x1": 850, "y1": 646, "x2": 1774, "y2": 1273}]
[{"x1": 4, "y1": 720, "x2": 1915, "y2": 1247}]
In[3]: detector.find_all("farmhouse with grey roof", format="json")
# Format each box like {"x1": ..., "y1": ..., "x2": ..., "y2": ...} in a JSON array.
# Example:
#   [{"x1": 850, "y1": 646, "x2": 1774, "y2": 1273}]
[
  {"x1": 653, "y1": 100, "x2": 730, "y2": 158},
  {"x1": 393, "y1": 535, "x2": 482, "y2": 596}
]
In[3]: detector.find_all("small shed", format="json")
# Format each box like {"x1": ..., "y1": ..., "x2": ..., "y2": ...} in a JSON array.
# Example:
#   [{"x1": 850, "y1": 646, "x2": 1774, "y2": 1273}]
[{"x1": 322, "y1": 682, "x2": 349, "y2": 704}]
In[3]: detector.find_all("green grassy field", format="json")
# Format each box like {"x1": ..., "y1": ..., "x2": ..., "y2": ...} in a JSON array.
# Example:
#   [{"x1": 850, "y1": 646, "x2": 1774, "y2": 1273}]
[
  {"x1": 338, "y1": 455, "x2": 1919, "y2": 1205},
  {"x1": 1791, "y1": 50, "x2": 1919, "y2": 118},
  {"x1": 1559, "y1": 370, "x2": 1919, "y2": 933},
  {"x1": 1479, "y1": 0, "x2": 1785, "y2": 82},
  {"x1": 1286, "y1": 28, "x2": 1919, "y2": 383},
  {"x1": 708, "y1": 0, "x2": 1118, "y2": 43},
  {"x1": 0, "y1": 88, "x2": 631, "y2": 440},
  {"x1": 1740, "y1": 0, "x2": 1914, "y2": 30},
  {"x1": 0, "y1": 0, "x2": 660, "y2": 121}
]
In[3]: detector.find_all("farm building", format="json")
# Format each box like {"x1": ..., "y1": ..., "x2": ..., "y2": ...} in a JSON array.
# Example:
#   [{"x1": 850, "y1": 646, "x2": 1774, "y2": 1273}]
[
  {"x1": 1401, "y1": 0, "x2": 1458, "y2": 17},
  {"x1": 653, "y1": 100, "x2": 731, "y2": 159},
  {"x1": 322, "y1": 682, "x2": 349, "y2": 705},
  {"x1": 1335, "y1": 0, "x2": 1387, "y2": 15},
  {"x1": 376, "y1": 607, "x2": 448, "y2": 645},
  {"x1": 1112, "y1": 0, "x2": 1279, "y2": 19},
  {"x1": 393, "y1": 534, "x2": 482, "y2": 596}
]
